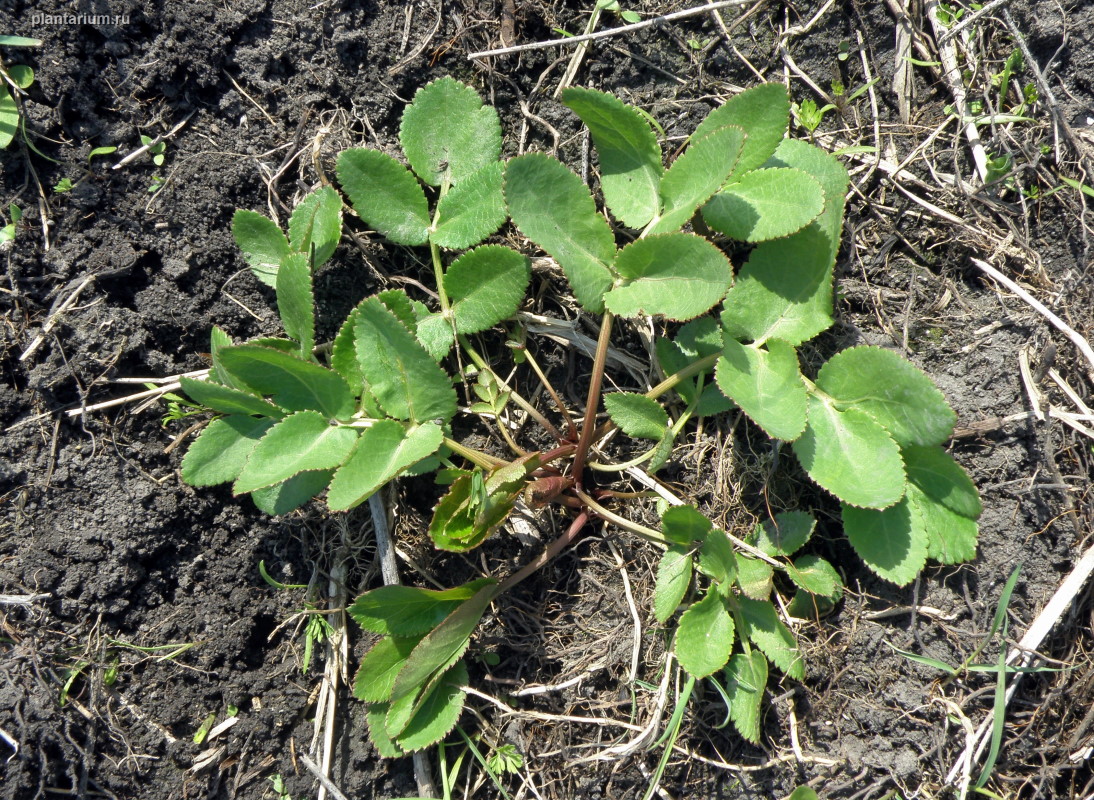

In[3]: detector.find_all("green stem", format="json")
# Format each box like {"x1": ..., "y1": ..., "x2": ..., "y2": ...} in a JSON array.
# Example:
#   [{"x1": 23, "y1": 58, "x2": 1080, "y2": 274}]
[
  {"x1": 443, "y1": 437, "x2": 506, "y2": 470},
  {"x1": 573, "y1": 488, "x2": 668, "y2": 547},
  {"x1": 572, "y1": 311, "x2": 614, "y2": 488}
]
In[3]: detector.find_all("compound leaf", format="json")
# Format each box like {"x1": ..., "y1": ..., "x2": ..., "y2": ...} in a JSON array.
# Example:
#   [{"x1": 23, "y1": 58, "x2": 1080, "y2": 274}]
[
  {"x1": 179, "y1": 376, "x2": 285, "y2": 419},
  {"x1": 817, "y1": 346, "x2": 957, "y2": 448},
  {"x1": 751, "y1": 510, "x2": 815, "y2": 557},
  {"x1": 354, "y1": 298, "x2": 457, "y2": 423},
  {"x1": 842, "y1": 498, "x2": 929, "y2": 586},
  {"x1": 504, "y1": 154, "x2": 615, "y2": 312},
  {"x1": 692, "y1": 83, "x2": 790, "y2": 175},
  {"x1": 234, "y1": 411, "x2": 358, "y2": 494},
  {"x1": 785, "y1": 554, "x2": 840, "y2": 598},
  {"x1": 654, "y1": 547, "x2": 693, "y2": 623},
  {"x1": 288, "y1": 186, "x2": 342, "y2": 267},
  {"x1": 561, "y1": 87, "x2": 663, "y2": 228},
  {"x1": 348, "y1": 579, "x2": 495, "y2": 637},
  {"x1": 444, "y1": 245, "x2": 531, "y2": 334},
  {"x1": 354, "y1": 635, "x2": 425, "y2": 703},
  {"x1": 432, "y1": 161, "x2": 507, "y2": 249},
  {"x1": 605, "y1": 233, "x2": 732, "y2": 321},
  {"x1": 336, "y1": 148, "x2": 430, "y2": 246},
  {"x1": 738, "y1": 596, "x2": 803, "y2": 679},
  {"x1": 792, "y1": 395, "x2": 906, "y2": 509},
  {"x1": 232, "y1": 209, "x2": 289, "y2": 287},
  {"x1": 181, "y1": 416, "x2": 274, "y2": 486},
  {"x1": 327, "y1": 420, "x2": 444, "y2": 511},
  {"x1": 250, "y1": 469, "x2": 333, "y2": 515},
  {"x1": 604, "y1": 392, "x2": 668, "y2": 440},
  {"x1": 725, "y1": 650, "x2": 768, "y2": 743},
  {"x1": 703, "y1": 168, "x2": 824, "y2": 243},
  {"x1": 675, "y1": 589, "x2": 735, "y2": 679},
  {"x1": 217, "y1": 345, "x2": 356, "y2": 419},
  {"x1": 716, "y1": 337, "x2": 806, "y2": 440},
  {"x1": 400, "y1": 77, "x2": 502, "y2": 186},
  {"x1": 650, "y1": 124, "x2": 745, "y2": 235},
  {"x1": 903, "y1": 445, "x2": 980, "y2": 564},
  {"x1": 276, "y1": 252, "x2": 315, "y2": 358}
]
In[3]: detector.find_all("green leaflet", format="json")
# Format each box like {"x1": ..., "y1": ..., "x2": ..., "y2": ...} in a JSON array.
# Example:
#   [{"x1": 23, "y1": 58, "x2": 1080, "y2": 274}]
[
  {"x1": 692, "y1": 83, "x2": 790, "y2": 175},
  {"x1": 725, "y1": 650, "x2": 768, "y2": 744},
  {"x1": 414, "y1": 312, "x2": 456, "y2": 361},
  {"x1": 703, "y1": 168, "x2": 825, "y2": 243},
  {"x1": 504, "y1": 154, "x2": 615, "y2": 312},
  {"x1": 428, "y1": 472, "x2": 521, "y2": 552},
  {"x1": 816, "y1": 346, "x2": 957, "y2": 448},
  {"x1": 400, "y1": 77, "x2": 502, "y2": 187},
  {"x1": 675, "y1": 589, "x2": 735, "y2": 678},
  {"x1": 0, "y1": 88, "x2": 18, "y2": 149},
  {"x1": 276, "y1": 252, "x2": 315, "y2": 358},
  {"x1": 353, "y1": 298, "x2": 457, "y2": 424},
  {"x1": 444, "y1": 245, "x2": 531, "y2": 334},
  {"x1": 650, "y1": 124, "x2": 745, "y2": 236},
  {"x1": 231, "y1": 209, "x2": 290, "y2": 287},
  {"x1": 604, "y1": 233, "x2": 732, "y2": 321},
  {"x1": 785, "y1": 554, "x2": 841, "y2": 598},
  {"x1": 336, "y1": 148, "x2": 430, "y2": 246},
  {"x1": 390, "y1": 659, "x2": 468, "y2": 753},
  {"x1": 792, "y1": 395, "x2": 906, "y2": 509},
  {"x1": 181, "y1": 416, "x2": 274, "y2": 486},
  {"x1": 656, "y1": 318, "x2": 733, "y2": 416},
  {"x1": 715, "y1": 337, "x2": 806, "y2": 441},
  {"x1": 250, "y1": 469, "x2": 333, "y2": 516},
  {"x1": 738, "y1": 596, "x2": 803, "y2": 679},
  {"x1": 903, "y1": 445, "x2": 980, "y2": 564},
  {"x1": 561, "y1": 87, "x2": 663, "y2": 228},
  {"x1": 768, "y1": 138, "x2": 849, "y2": 252},
  {"x1": 354, "y1": 635, "x2": 426, "y2": 703},
  {"x1": 288, "y1": 186, "x2": 342, "y2": 268},
  {"x1": 216, "y1": 345, "x2": 356, "y2": 420},
  {"x1": 734, "y1": 554, "x2": 774, "y2": 600},
  {"x1": 209, "y1": 326, "x2": 244, "y2": 390},
  {"x1": 348, "y1": 579, "x2": 495, "y2": 637},
  {"x1": 179, "y1": 376, "x2": 284, "y2": 419},
  {"x1": 653, "y1": 547, "x2": 692, "y2": 623},
  {"x1": 661, "y1": 504, "x2": 713, "y2": 546},
  {"x1": 387, "y1": 583, "x2": 496, "y2": 736},
  {"x1": 326, "y1": 420, "x2": 444, "y2": 511},
  {"x1": 233, "y1": 411, "x2": 358, "y2": 494},
  {"x1": 842, "y1": 498, "x2": 929, "y2": 586},
  {"x1": 751, "y1": 510, "x2": 815, "y2": 557},
  {"x1": 603, "y1": 392, "x2": 668, "y2": 440},
  {"x1": 432, "y1": 161, "x2": 507, "y2": 249},
  {"x1": 365, "y1": 702, "x2": 403, "y2": 758},
  {"x1": 698, "y1": 530, "x2": 737, "y2": 586}
]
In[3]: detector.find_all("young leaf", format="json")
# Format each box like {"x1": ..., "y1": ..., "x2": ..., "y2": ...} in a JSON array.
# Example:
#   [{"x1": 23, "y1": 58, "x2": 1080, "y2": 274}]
[
  {"x1": 842, "y1": 498, "x2": 929, "y2": 586},
  {"x1": 432, "y1": 161, "x2": 507, "y2": 249},
  {"x1": 702, "y1": 168, "x2": 825, "y2": 243},
  {"x1": 603, "y1": 392, "x2": 669, "y2": 440},
  {"x1": 654, "y1": 547, "x2": 693, "y2": 623},
  {"x1": 698, "y1": 529, "x2": 737, "y2": 586},
  {"x1": 444, "y1": 245, "x2": 531, "y2": 334},
  {"x1": 561, "y1": 87, "x2": 663, "y2": 228},
  {"x1": 217, "y1": 345, "x2": 356, "y2": 420},
  {"x1": 691, "y1": 83, "x2": 790, "y2": 175},
  {"x1": 649, "y1": 124, "x2": 745, "y2": 236},
  {"x1": 428, "y1": 473, "x2": 520, "y2": 552},
  {"x1": 400, "y1": 77, "x2": 502, "y2": 186},
  {"x1": 336, "y1": 148, "x2": 430, "y2": 246},
  {"x1": 233, "y1": 411, "x2": 358, "y2": 494},
  {"x1": 738, "y1": 596, "x2": 803, "y2": 679},
  {"x1": 250, "y1": 469, "x2": 333, "y2": 515},
  {"x1": 232, "y1": 209, "x2": 290, "y2": 287},
  {"x1": 327, "y1": 420, "x2": 445, "y2": 511},
  {"x1": 288, "y1": 186, "x2": 342, "y2": 267},
  {"x1": 661, "y1": 504, "x2": 713, "y2": 546},
  {"x1": 349, "y1": 580, "x2": 494, "y2": 637},
  {"x1": 675, "y1": 589, "x2": 735, "y2": 678},
  {"x1": 392, "y1": 659, "x2": 468, "y2": 753},
  {"x1": 181, "y1": 416, "x2": 274, "y2": 486},
  {"x1": 504, "y1": 154, "x2": 615, "y2": 312},
  {"x1": 816, "y1": 346, "x2": 957, "y2": 448},
  {"x1": 751, "y1": 510, "x2": 815, "y2": 557},
  {"x1": 179, "y1": 376, "x2": 285, "y2": 419},
  {"x1": 903, "y1": 445, "x2": 980, "y2": 564},
  {"x1": 208, "y1": 326, "x2": 241, "y2": 389},
  {"x1": 354, "y1": 298, "x2": 458, "y2": 423},
  {"x1": 715, "y1": 337, "x2": 806, "y2": 441},
  {"x1": 768, "y1": 138, "x2": 849, "y2": 251},
  {"x1": 725, "y1": 650, "x2": 768, "y2": 743},
  {"x1": 785, "y1": 554, "x2": 840, "y2": 598},
  {"x1": 276, "y1": 252, "x2": 315, "y2": 358},
  {"x1": 355, "y1": 635, "x2": 425, "y2": 703},
  {"x1": 604, "y1": 233, "x2": 732, "y2": 321},
  {"x1": 656, "y1": 318, "x2": 733, "y2": 415},
  {"x1": 792, "y1": 395, "x2": 906, "y2": 509}
]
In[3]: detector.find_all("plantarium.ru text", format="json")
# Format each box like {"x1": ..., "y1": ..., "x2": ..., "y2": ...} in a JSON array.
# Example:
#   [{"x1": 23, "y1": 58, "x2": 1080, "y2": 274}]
[{"x1": 177, "y1": 78, "x2": 981, "y2": 755}]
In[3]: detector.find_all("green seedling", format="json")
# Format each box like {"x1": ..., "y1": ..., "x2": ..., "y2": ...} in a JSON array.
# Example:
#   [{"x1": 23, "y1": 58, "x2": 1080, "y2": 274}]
[
  {"x1": 0, "y1": 202, "x2": 21, "y2": 246},
  {"x1": 177, "y1": 79, "x2": 982, "y2": 757},
  {"x1": 0, "y1": 35, "x2": 41, "y2": 150},
  {"x1": 258, "y1": 559, "x2": 332, "y2": 673},
  {"x1": 486, "y1": 742, "x2": 523, "y2": 774},
  {"x1": 53, "y1": 146, "x2": 119, "y2": 194},
  {"x1": 145, "y1": 382, "x2": 205, "y2": 425},
  {"x1": 793, "y1": 98, "x2": 835, "y2": 134},
  {"x1": 53, "y1": 177, "x2": 73, "y2": 193},
  {"x1": 148, "y1": 175, "x2": 165, "y2": 193},
  {"x1": 268, "y1": 774, "x2": 293, "y2": 800},
  {"x1": 140, "y1": 133, "x2": 166, "y2": 166}
]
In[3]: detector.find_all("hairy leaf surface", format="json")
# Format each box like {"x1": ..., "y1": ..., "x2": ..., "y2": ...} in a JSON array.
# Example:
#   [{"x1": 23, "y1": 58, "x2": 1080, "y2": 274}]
[
  {"x1": 217, "y1": 345, "x2": 356, "y2": 419},
  {"x1": 725, "y1": 650, "x2": 768, "y2": 743},
  {"x1": 675, "y1": 590, "x2": 735, "y2": 678},
  {"x1": 691, "y1": 83, "x2": 790, "y2": 174},
  {"x1": 276, "y1": 252, "x2": 315, "y2": 358},
  {"x1": 288, "y1": 186, "x2": 342, "y2": 267},
  {"x1": 232, "y1": 209, "x2": 289, "y2": 287},
  {"x1": 250, "y1": 469, "x2": 333, "y2": 516},
  {"x1": 444, "y1": 245, "x2": 531, "y2": 334},
  {"x1": 716, "y1": 337, "x2": 806, "y2": 440},
  {"x1": 661, "y1": 504, "x2": 713, "y2": 546},
  {"x1": 234, "y1": 411, "x2": 358, "y2": 494},
  {"x1": 650, "y1": 124, "x2": 745, "y2": 235},
  {"x1": 180, "y1": 376, "x2": 285, "y2": 419},
  {"x1": 354, "y1": 635, "x2": 425, "y2": 703},
  {"x1": 604, "y1": 392, "x2": 668, "y2": 440},
  {"x1": 703, "y1": 168, "x2": 824, "y2": 242},
  {"x1": 327, "y1": 420, "x2": 444, "y2": 511},
  {"x1": 654, "y1": 547, "x2": 692, "y2": 623},
  {"x1": 181, "y1": 416, "x2": 274, "y2": 486},
  {"x1": 432, "y1": 161, "x2": 507, "y2": 249},
  {"x1": 842, "y1": 499, "x2": 929, "y2": 586},
  {"x1": 738, "y1": 597, "x2": 803, "y2": 679},
  {"x1": 337, "y1": 148, "x2": 430, "y2": 246},
  {"x1": 785, "y1": 554, "x2": 840, "y2": 598},
  {"x1": 392, "y1": 659, "x2": 468, "y2": 752},
  {"x1": 903, "y1": 445, "x2": 980, "y2": 563},
  {"x1": 751, "y1": 510, "x2": 815, "y2": 557},
  {"x1": 348, "y1": 579, "x2": 495, "y2": 637}
]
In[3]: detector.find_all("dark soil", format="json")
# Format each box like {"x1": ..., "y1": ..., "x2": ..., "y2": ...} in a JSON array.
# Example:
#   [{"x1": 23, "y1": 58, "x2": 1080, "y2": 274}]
[{"x1": 3, "y1": 1, "x2": 1094, "y2": 799}]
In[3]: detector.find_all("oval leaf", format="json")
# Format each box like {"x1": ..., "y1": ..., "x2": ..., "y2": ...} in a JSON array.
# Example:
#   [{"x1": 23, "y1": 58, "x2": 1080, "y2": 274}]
[
  {"x1": 691, "y1": 83, "x2": 790, "y2": 175},
  {"x1": 233, "y1": 411, "x2": 358, "y2": 494},
  {"x1": 349, "y1": 580, "x2": 493, "y2": 637},
  {"x1": 703, "y1": 168, "x2": 825, "y2": 243},
  {"x1": 232, "y1": 209, "x2": 289, "y2": 287},
  {"x1": 654, "y1": 547, "x2": 692, "y2": 623},
  {"x1": 750, "y1": 510, "x2": 815, "y2": 557},
  {"x1": 715, "y1": 337, "x2": 806, "y2": 441},
  {"x1": 675, "y1": 590, "x2": 735, "y2": 678},
  {"x1": 785, "y1": 554, "x2": 840, "y2": 598},
  {"x1": 179, "y1": 376, "x2": 285, "y2": 419},
  {"x1": 842, "y1": 498, "x2": 929, "y2": 586},
  {"x1": 738, "y1": 596, "x2": 803, "y2": 679},
  {"x1": 650, "y1": 123, "x2": 745, "y2": 236},
  {"x1": 217, "y1": 345, "x2": 356, "y2": 419},
  {"x1": 250, "y1": 469, "x2": 333, "y2": 515},
  {"x1": 327, "y1": 420, "x2": 444, "y2": 511},
  {"x1": 903, "y1": 445, "x2": 980, "y2": 564},
  {"x1": 432, "y1": 161, "x2": 507, "y2": 249},
  {"x1": 393, "y1": 659, "x2": 469, "y2": 753},
  {"x1": 725, "y1": 650, "x2": 768, "y2": 744},
  {"x1": 288, "y1": 186, "x2": 342, "y2": 267},
  {"x1": 354, "y1": 635, "x2": 425, "y2": 703},
  {"x1": 276, "y1": 252, "x2": 315, "y2": 358},
  {"x1": 445, "y1": 245, "x2": 531, "y2": 334},
  {"x1": 603, "y1": 392, "x2": 668, "y2": 441},
  {"x1": 336, "y1": 148, "x2": 430, "y2": 246},
  {"x1": 181, "y1": 416, "x2": 274, "y2": 487}
]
